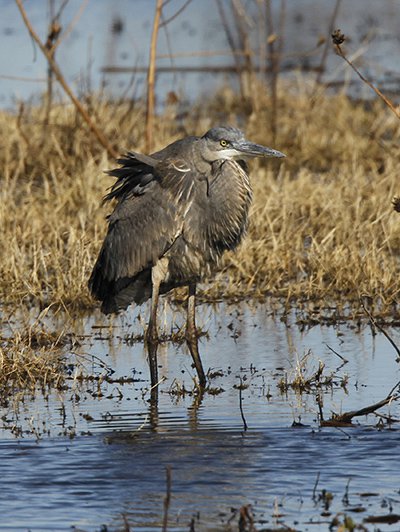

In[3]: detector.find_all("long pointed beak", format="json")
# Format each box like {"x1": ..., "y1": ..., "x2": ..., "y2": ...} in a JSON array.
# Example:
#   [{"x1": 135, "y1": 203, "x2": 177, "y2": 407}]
[{"x1": 234, "y1": 140, "x2": 286, "y2": 159}]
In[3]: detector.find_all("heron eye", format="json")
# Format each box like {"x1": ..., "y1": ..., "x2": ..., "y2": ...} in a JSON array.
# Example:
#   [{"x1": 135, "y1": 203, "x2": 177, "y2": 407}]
[{"x1": 220, "y1": 139, "x2": 228, "y2": 147}]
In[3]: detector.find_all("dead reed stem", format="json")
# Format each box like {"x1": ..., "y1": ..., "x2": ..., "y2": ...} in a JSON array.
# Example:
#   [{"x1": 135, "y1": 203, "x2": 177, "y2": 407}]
[
  {"x1": 146, "y1": 0, "x2": 164, "y2": 153},
  {"x1": 361, "y1": 298, "x2": 400, "y2": 360},
  {"x1": 239, "y1": 377, "x2": 248, "y2": 431},
  {"x1": 56, "y1": 0, "x2": 89, "y2": 48},
  {"x1": 44, "y1": 0, "x2": 61, "y2": 126},
  {"x1": 162, "y1": 466, "x2": 172, "y2": 532},
  {"x1": 332, "y1": 30, "x2": 400, "y2": 121},
  {"x1": 43, "y1": 0, "x2": 88, "y2": 126},
  {"x1": 232, "y1": 0, "x2": 254, "y2": 100},
  {"x1": 15, "y1": 0, "x2": 118, "y2": 159},
  {"x1": 159, "y1": 0, "x2": 192, "y2": 28},
  {"x1": 314, "y1": 0, "x2": 342, "y2": 86},
  {"x1": 266, "y1": 0, "x2": 286, "y2": 142},
  {"x1": 216, "y1": 0, "x2": 247, "y2": 103}
]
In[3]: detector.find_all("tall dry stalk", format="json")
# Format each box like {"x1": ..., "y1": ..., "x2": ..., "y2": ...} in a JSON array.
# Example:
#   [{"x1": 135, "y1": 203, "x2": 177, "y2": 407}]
[
  {"x1": 216, "y1": 0, "x2": 247, "y2": 103},
  {"x1": 266, "y1": 0, "x2": 286, "y2": 143},
  {"x1": 44, "y1": 0, "x2": 61, "y2": 126},
  {"x1": 332, "y1": 29, "x2": 400, "y2": 121},
  {"x1": 146, "y1": 0, "x2": 164, "y2": 153},
  {"x1": 231, "y1": 0, "x2": 254, "y2": 100},
  {"x1": 15, "y1": 0, "x2": 118, "y2": 159},
  {"x1": 44, "y1": 0, "x2": 89, "y2": 125},
  {"x1": 162, "y1": 466, "x2": 172, "y2": 532},
  {"x1": 314, "y1": 0, "x2": 342, "y2": 87}
]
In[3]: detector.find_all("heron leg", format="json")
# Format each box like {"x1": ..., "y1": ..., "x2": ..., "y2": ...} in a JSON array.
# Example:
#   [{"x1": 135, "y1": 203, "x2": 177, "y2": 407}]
[
  {"x1": 186, "y1": 283, "x2": 207, "y2": 388},
  {"x1": 146, "y1": 278, "x2": 160, "y2": 388},
  {"x1": 145, "y1": 260, "x2": 167, "y2": 389}
]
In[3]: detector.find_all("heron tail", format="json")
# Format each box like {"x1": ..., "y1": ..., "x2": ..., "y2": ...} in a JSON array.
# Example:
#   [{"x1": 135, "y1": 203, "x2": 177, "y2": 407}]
[{"x1": 88, "y1": 264, "x2": 152, "y2": 314}]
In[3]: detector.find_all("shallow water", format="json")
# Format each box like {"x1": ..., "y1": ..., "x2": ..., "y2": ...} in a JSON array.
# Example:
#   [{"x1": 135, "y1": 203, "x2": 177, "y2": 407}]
[{"x1": 1, "y1": 302, "x2": 400, "y2": 531}]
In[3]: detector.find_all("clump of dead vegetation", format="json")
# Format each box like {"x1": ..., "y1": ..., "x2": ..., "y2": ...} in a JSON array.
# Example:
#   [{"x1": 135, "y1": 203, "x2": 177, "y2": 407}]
[
  {"x1": 0, "y1": 315, "x2": 68, "y2": 404},
  {"x1": 0, "y1": 79, "x2": 400, "y2": 318},
  {"x1": 277, "y1": 349, "x2": 348, "y2": 394}
]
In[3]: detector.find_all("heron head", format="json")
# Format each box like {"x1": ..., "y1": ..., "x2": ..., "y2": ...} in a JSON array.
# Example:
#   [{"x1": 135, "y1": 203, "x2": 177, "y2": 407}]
[{"x1": 201, "y1": 126, "x2": 286, "y2": 162}]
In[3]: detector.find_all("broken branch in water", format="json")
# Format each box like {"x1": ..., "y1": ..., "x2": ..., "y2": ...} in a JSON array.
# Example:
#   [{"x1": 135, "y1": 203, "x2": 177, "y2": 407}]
[{"x1": 321, "y1": 395, "x2": 398, "y2": 427}]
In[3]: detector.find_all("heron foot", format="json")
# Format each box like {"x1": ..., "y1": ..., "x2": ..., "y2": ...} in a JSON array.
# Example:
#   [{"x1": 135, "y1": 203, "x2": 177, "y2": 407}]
[
  {"x1": 145, "y1": 325, "x2": 159, "y2": 390},
  {"x1": 185, "y1": 330, "x2": 207, "y2": 389}
]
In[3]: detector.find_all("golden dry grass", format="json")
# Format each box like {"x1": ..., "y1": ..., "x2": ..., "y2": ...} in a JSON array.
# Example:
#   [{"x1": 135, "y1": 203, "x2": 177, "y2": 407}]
[
  {"x1": 0, "y1": 313, "x2": 67, "y2": 403},
  {"x1": 1, "y1": 81, "x2": 400, "y2": 318}
]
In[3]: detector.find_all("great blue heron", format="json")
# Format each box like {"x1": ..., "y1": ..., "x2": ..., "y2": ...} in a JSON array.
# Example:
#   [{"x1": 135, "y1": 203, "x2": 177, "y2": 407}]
[{"x1": 89, "y1": 126, "x2": 285, "y2": 389}]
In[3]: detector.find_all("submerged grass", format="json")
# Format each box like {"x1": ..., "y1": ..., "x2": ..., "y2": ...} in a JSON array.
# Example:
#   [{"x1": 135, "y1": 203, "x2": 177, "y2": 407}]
[{"x1": 1, "y1": 81, "x2": 400, "y2": 318}]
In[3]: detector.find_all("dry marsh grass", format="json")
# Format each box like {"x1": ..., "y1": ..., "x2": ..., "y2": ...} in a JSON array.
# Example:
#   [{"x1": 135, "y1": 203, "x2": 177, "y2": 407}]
[
  {"x1": 0, "y1": 316, "x2": 67, "y2": 404},
  {"x1": 1, "y1": 82, "x2": 400, "y2": 318}
]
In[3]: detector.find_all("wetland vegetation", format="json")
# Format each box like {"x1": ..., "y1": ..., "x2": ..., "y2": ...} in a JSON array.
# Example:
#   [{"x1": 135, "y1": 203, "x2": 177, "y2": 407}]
[
  {"x1": 1, "y1": 83, "x2": 400, "y2": 313},
  {"x1": 1, "y1": 1, "x2": 400, "y2": 530},
  {"x1": 2, "y1": 82, "x2": 400, "y2": 408}
]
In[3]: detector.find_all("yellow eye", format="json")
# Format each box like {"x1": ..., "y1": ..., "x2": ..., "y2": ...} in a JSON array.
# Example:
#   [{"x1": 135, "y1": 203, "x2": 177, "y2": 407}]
[{"x1": 220, "y1": 139, "x2": 228, "y2": 147}]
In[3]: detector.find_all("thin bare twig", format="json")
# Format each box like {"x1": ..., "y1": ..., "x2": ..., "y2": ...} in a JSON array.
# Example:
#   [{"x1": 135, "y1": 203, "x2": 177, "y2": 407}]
[
  {"x1": 342, "y1": 478, "x2": 351, "y2": 506},
  {"x1": 239, "y1": 377, "x2": 248, "y2": 431},
  {"x1": 332, "y1": 30, "x2": 400, "y2": 121},
  {"x1": 312, "y1": 472, "x2": 320, "y2": 502},
  {"x1": 160, "y1": 10, "x2": 176, "y2": 88},
  {"x1": 157, "y1": 49, "x2": 251, "y2": 59},
  {"x1": 52, "y1": 0, "x2": 69, "y2": 24},
  {"x1": 162, "y1": 466, "x2": 172, "y2": 532},
  {"x1": 44, "y1": 1, "x2": 59, "y2": 125},
  {"x1": 256, "y1": 0, "x2": 267, "y2": 79},
  {"x1": 232, "y1": 0, "x2": 253, "y2": 99},
  {"x1": 0, "y1": 74, "x2": 46, "y2": 82},
  {"x1": 15, "y1": 0, "x2": 118, "y2": 158},
  {"x1": 266, "y1": 0, "x2": 286, "y2": 142},
  {"x1": 316, "y1": 392, "x2": 324, "y2": 422},
  {"x1": 325, "y1": 343, "x2": 348, "y2": 364},
  {"x1": 386, "y1": 379, "x2": 400, "y2": 399},
  {"x1": 44, "y1": 0, "x2": 87, "y2": 125},
  {"x1": 57, "y1": 0, "x2": 89, "y2": 47},
  {"x1": 360, "y1": 297, "x2": 400, "y2": 360},
  {"x1": 103, "y1": 62, "x2": 330, "y2": 75},
  {"x1": 16, "y1": 102, "x2": 31, "y2": 148},
  {"x1": 146, "y1": 0, "x2": 163, "y2": 153},
  {"x1": 314, "y1": 0, "x2": 342, "y2": 86},
  {"x1": 216, "y1": 0, "x2": 246, "y2": 102},
  {"x1": 145, "y1": 375, "x2": 166, "y2": 397},
  {"x1": 159, "y1": 0, "x2": 192, "y2": 28}
]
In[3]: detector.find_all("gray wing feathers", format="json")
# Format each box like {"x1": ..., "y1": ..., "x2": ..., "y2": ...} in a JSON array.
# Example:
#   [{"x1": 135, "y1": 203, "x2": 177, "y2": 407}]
[
  {"x1": 104, "y1": 152, "x2": 160, "y2": 202},
  {"x1": 106, "y1": 192, "x2": 178, "y2": 278},
  {"x1": 89, "y1": 140, "x2": 198, "y2": 313},
  {"x1": 89, "y1": 189, "x2": 180, "y2": 303}
]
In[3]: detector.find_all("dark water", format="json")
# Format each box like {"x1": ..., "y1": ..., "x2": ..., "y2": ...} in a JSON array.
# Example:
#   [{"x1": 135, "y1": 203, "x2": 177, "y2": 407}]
[{"x1": 1, "y1": 302, "x2": 400, "y2": 531}]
